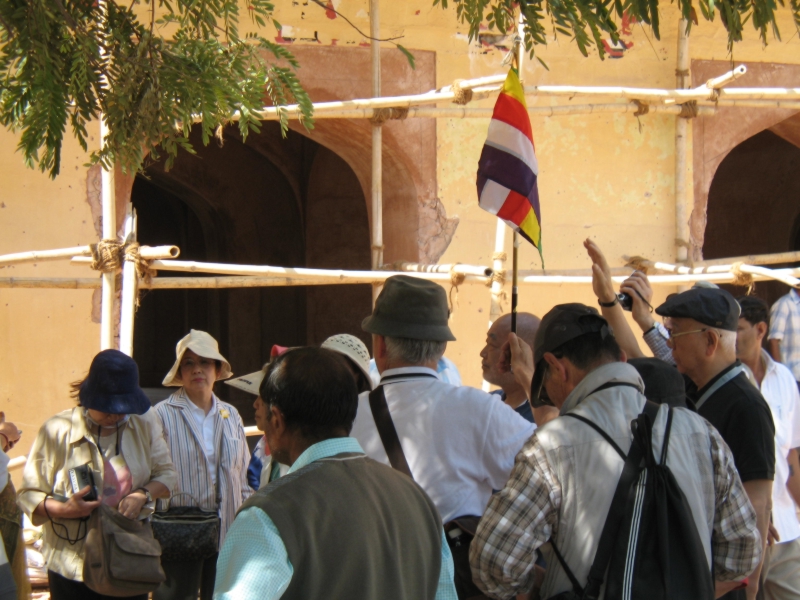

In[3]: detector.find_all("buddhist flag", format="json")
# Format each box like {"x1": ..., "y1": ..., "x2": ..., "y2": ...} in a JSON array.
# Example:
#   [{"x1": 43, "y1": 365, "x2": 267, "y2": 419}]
[{"x1": 476, "y1": 67, "x2": 543, "y2": 264}]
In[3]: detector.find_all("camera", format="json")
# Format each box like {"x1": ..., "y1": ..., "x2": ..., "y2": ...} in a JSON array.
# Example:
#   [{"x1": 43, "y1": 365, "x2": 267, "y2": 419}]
[
  {"x1": 617, "y1": 293, "x2": 633, "y2": 312},
  {"x1": 68, "y1": 463, "x2": 98, "y2": 502}
]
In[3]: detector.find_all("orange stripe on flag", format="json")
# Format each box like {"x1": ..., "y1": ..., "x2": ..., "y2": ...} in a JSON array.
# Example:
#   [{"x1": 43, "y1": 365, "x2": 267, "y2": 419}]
[{"x1": 496, "y1": 190, "x2": 533, "y2": 225}]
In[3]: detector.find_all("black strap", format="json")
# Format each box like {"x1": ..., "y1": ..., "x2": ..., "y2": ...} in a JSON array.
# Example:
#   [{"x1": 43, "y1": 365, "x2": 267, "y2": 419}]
[
  {"x1": 550, "y1": 538, "x2": 585, "y2": 596},
  {"x1": 584, "y1": 401, "x2": 662, "y2": 599},
  {"x1": 368, "y1": 385, "x2": 414, "y2": 479}
]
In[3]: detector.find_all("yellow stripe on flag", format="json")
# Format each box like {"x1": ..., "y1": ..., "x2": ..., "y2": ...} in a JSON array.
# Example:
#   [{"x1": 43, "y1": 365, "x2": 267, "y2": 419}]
[
  {"x1": 519, "y1": 209, "x2": 541, "y2": 246},
  {"x1": 502, "y1": 68, "x2": 526, "y2": 107}
]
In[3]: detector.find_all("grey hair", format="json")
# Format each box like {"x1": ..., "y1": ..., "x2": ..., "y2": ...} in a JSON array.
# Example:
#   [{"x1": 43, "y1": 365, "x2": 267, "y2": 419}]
[{"x1": 385, "y1": 336, "x2": 446, "y2": 366}]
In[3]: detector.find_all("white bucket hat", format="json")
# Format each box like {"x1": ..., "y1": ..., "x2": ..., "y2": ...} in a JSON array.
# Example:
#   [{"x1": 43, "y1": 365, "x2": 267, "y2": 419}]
[
  {"x1": 162, "y1": 329, "x2": 233, "y2": 387},
  {"x1": 225, "y1": 369, "x2": 266, "y2": 396},
  {"x1": 321, "y1": 334, "x2": 373, "y2": 390}
]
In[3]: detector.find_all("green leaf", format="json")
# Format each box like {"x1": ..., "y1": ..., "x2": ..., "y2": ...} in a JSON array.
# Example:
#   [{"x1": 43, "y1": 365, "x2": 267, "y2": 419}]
[{"x1": 396, "y1": 44, "x2": 417, "y2": 70}]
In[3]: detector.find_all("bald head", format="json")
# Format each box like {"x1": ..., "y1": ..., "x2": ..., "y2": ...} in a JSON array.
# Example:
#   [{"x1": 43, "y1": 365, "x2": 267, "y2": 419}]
[{"x1": 481, "y1": 312, "x2": 541, "y2": 389}]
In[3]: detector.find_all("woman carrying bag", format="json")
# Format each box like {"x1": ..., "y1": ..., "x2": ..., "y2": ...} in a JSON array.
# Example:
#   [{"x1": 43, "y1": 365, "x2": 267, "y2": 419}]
[
  {"x1": 16, "y1": 350, "x2": 177, "y2": 600},
  {"x1": 154, "y1": 330, "x2": 252, "y2": 600}
]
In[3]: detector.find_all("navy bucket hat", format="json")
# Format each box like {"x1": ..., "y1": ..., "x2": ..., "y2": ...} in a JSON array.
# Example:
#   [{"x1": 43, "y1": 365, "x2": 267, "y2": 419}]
[{"x1": 79, "y1": 350, "x2": 151, "y2": 415}]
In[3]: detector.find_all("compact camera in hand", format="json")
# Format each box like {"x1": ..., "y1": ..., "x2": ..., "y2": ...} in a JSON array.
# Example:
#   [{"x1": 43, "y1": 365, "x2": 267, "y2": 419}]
[{"x1": 68, "y1": 463, "x2": 99, "y2": 502}]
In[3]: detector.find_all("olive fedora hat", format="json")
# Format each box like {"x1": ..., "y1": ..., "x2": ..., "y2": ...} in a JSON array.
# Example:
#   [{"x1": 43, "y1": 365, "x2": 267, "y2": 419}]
[{"x1": 361, "y1": 275, "x2": 456, "y2": 342}]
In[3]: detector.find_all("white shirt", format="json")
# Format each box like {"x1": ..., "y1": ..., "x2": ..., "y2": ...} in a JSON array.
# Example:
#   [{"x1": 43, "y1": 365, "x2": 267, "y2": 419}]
[
  {"x1": 756, "y1": 349, "x2": 800, "y2": 542},
  {"x1": 350, "y1": 366, "x2": 536, "y2": 522},
  {"x1": 186, "y1": 397, "x2": 218, "y2": 485}
]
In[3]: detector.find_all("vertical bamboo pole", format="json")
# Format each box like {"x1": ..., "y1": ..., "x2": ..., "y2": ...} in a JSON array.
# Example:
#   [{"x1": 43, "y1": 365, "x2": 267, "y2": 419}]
[
  {"x1": 98, "y1": 0, "x2": 117, "y2": 350},
  {"x1": 370, "y1": 0, "x2": 383, "y2": 304},
  {"x1": 119, "y1": 206, "x2": 137, "y2": 356},
  {"x1": 99, "y1": 119, "x2": 117, "y2": 350},
  {"x1": 674, "y1": 19, "x2": 690, "y2": 266}
]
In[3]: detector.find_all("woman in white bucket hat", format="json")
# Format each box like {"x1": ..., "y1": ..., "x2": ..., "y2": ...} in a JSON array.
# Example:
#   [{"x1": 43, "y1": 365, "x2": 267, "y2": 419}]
[{"x1": 152, "y1": 330, "x2": 251, "y2": 600}]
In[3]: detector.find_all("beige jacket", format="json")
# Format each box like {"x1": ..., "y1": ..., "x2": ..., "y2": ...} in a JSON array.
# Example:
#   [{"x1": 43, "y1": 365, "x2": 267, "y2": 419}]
[{"x1": 17, "y1": 407, "x2": 177, "y2": 581}]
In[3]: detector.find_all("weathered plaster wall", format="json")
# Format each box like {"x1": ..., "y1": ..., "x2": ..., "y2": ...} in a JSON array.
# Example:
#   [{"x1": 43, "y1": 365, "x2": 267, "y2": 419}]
[{"x1": 2, "y1": 0, "x2": 800, "y2": 468}]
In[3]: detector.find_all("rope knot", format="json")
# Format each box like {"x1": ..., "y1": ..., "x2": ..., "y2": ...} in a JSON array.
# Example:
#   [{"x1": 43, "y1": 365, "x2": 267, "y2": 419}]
[
  {"x1": 369, "y1": 107, "x2": 409, "y2": 126},
  {"x1": 731, "y1": 262, "x2": 755, "y2": 293},
  {"x1": 90, "y1": 239, "x2": 124, "y2": 273},
  {"x1": 451, "y1": 80, "x2": 473, "y2": 105},
  {"x1": 448, "y1": 264, "x2": 466, "y2": 314},
  {"x1": 678, "y1": 100, "x2": 699, "y2": 119},
  {"x1": 624, "y1": 255, "x2": 652, "y2": 274},
  {"x1": 633, "y1": 100, "x2": 650, "y2": 117},
  {"x1": 123, "y1": 242, "x2": 157, "y2": 283}
]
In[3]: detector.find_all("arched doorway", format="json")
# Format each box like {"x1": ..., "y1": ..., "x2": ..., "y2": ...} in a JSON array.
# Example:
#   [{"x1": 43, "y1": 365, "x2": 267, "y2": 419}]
[
  {"x1": 131, "y1": 122, "x2": 372, "y2": 420},
  {"x1": 703, "y1": 128, "x2": 800, "y2": 305}
]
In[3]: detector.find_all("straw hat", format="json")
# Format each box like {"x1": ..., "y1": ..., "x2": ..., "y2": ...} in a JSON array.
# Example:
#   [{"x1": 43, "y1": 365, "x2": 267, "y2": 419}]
[
  {"x1": 224, "y1": 345, "x2": 290, "y2": 396},
  {"x1": 162, "y1": 329, "x2": 233, "y2": 387},
  {"x1": 321, "y1": 334, "x2": 373, "y2": 390}
]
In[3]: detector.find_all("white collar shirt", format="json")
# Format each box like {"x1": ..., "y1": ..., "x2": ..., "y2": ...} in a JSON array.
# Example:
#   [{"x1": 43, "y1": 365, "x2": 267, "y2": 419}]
[
  {"x1": 185, "y1": 396, "x2": 218, "y2": 485},
  {"x1": 349, "y1": 366, "x2": 536, "y2": 522},
  {"x1": 769, "y1": 289, "x2": 800, "y2": 380},
  {"x1": 758, "y1": 349, "x2": 800, "y2": 542}
]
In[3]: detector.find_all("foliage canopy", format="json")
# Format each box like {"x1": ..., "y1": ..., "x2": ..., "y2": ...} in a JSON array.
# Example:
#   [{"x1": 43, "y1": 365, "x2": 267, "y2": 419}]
[
  {"x1": 436, "y1": 0, "x2": 800, "y2": 62},
  {"x1": 0, "y1": 0, "x2": 313, "y2": 177}
]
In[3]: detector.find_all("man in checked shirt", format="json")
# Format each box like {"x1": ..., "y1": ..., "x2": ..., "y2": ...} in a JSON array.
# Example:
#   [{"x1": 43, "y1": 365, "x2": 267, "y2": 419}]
[{"x1": 470, "y1": 303, "x2": 762, "y2": 599}]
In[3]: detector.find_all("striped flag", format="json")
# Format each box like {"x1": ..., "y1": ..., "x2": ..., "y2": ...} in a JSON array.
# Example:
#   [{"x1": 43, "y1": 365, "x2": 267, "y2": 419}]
[{"x1": 476, "y1": 67, "x2": 543, "y2": 264}]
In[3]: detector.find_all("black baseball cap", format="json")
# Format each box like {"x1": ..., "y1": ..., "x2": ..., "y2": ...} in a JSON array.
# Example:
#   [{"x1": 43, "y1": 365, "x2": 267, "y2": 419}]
[
  {"x1": 655, "y1": 287, "x2": 740, "y2": 332},
  {"x1": 529, "y1": 304, "x2": 611, "y2": 407}
]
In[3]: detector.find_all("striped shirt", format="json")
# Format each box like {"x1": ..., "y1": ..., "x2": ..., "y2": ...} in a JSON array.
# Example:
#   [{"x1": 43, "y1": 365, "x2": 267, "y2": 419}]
[
  {"x1": 769, "y1": 289, "x2": 800, "y2": 380},
  {"x1": 154, "y1": 390, "x2": 252, "y2": 545}
]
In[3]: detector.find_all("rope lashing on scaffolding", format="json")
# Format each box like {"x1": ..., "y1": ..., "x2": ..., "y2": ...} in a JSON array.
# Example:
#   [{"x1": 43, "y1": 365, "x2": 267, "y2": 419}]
[
  {"x1": 624, "y1": 255, "x2": 653, "y2": 274},
  {"x1": 675, "y1": 68, "x2": 690, "y2": 78},
  {"x1": 369, "y1": 107, "x2": 409, "y2": 125},
  {"x1": 678, "y1": 101, "x2": 699, "y2": 119},
  {"x1": 447, "y1": 264, "x2": 466, "y2": 313},
  {"x1": 492, "y1": 252, "x2": 508, "y2": 262},
  {"x1": 633, "y1": 100, "x2": 650, "y2": 117},
  {"x1": 451, "y1": 80, "x2": 474, "y2": 105},
  {"x1": 731, "y1": 262, "x2": 755, "y2": 293},
  {"x1": 90, "y1": 240, "x2": 125, "y2": 273},
  {"x1": 123, "y1": 242, "x2": 157, "y2": 284}
]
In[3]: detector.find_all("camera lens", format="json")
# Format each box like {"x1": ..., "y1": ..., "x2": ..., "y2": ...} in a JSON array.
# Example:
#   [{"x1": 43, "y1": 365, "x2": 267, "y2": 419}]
[{"x1": 617, "y1": 293, "x2": 633, "y2": 311}]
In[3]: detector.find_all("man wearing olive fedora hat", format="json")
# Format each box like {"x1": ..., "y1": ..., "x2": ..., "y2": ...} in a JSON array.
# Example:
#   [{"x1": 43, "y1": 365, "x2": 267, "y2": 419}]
[{"x1": 350, "y1": 275, "x2": 535, "y2": 598}]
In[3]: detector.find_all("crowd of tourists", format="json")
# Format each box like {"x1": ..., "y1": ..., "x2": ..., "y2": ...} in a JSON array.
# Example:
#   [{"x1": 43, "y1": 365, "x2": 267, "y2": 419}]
[{"x1": 3, "y1": 238, "x2": 800, "y2": 600}]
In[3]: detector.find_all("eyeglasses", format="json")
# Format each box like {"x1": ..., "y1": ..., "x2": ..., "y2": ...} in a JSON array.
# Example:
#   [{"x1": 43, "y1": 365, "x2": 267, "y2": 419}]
[{"x1": 665, "y1": 328, "x2": 710, "y2": 348}]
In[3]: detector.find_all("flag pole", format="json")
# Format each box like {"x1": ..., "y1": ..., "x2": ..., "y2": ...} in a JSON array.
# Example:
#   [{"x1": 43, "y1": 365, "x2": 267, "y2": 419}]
[{"x1": 511, "y1": 231, "x2": 519, "y2": 334}]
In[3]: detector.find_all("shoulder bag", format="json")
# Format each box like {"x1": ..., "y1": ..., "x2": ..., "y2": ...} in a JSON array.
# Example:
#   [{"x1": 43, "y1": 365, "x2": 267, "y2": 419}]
[{"x1": 152, "y1": 428, "x2": 223, "y2": 562}]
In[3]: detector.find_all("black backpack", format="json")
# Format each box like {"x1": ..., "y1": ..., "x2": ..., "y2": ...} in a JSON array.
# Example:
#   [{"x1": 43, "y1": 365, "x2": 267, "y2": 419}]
[{"x1": 549, "y1": 400, "x2": 715, "y2": 600}]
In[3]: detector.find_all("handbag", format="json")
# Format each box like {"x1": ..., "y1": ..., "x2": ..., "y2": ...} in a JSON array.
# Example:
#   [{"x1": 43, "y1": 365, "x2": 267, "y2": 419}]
[
  {"x1": 151, "y1": 493, "x2": 221, "y2": 562},
  {"x1": 83, "y1": 504, "x2": 166, "y2": 597},
  {"x1": 152, "y1": 431, "x2": 223, "y2": 562}
]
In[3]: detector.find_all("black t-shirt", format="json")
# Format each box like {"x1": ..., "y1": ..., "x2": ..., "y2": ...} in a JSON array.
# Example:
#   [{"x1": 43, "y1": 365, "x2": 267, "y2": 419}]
[
  {"x1": 491, "y1": 390, "x2": 535, "y2": 423},
  {"x1": 687, "y1": 362, "x2": 775, "y2": 483}
]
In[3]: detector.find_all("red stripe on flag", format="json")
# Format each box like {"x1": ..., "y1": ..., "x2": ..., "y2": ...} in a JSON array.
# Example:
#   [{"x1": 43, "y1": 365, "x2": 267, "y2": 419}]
[
  {"x1": 496, "y1": 189, "x2": 533, "y2": 225},
  {"x1": 492, "y1": 93, "x2": 532, "y2": 144}
]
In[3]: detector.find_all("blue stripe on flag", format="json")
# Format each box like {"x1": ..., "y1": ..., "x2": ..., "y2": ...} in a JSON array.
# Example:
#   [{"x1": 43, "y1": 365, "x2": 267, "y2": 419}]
[{"x1": 478, "y1": 144, "x2": 537, "y2": 198}]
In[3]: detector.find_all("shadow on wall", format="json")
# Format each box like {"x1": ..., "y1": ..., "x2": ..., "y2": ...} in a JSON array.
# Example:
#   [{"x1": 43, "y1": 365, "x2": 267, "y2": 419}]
[{"x1": 703, "y1": 128, "x2": 800, "y2": 307}]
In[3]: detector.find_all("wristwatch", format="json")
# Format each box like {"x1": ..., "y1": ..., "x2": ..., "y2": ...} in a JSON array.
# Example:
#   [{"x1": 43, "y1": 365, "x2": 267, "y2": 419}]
[{"x1": 136, "y1": 487, "x2": 153, "y2": 503}]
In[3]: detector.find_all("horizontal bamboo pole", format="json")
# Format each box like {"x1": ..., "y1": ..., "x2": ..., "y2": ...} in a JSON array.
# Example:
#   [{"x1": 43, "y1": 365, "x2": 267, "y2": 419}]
[
  {"x1": 698, "y1": 250, "x2": 800, "y2": 267},
  {"x1": 244, "y1": 426, "x2": 261, "y2": 437},
  {"x1": 0, "y1": 277, "x2": 101, "y2": 289},
  {"x1": 713, "y1": 99, "x2": 800, "y2": 110},
  {"x1": 141, "y1": 259, "x2": 492, "y2": 284},
  {"x1": 0, "y1": 246, "x2": 91, "y2": 266},
  {"x1": 386, "y1": 262, "x2": 494, "y2": 277},
  {"x1": 0, "y1": 244, "x2": 179, "y2": 268},
  {"x1": 705, "y1": 65, "x2": 747, "y2": 89}
]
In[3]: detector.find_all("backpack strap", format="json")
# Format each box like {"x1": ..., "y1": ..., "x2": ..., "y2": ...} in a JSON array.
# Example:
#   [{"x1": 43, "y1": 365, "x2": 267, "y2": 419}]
[
  {"x1": 368, "y1": 385, "x2": 414, "y2": 480},
  {"x1": 550, "y1": 538, "x2": 585, "y2": 596},
  {"x1": 581, "y1": 401, "x2": 660, "y2": 600}
]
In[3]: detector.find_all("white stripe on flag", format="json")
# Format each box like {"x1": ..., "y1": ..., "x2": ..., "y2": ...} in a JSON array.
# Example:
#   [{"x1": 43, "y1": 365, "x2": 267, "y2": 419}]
[
  {"x1": 485, "y1": 120, "x2": 539, "y2": 175},
  {"x1": 479, "y1": 180, "x2": 511, "y2": 215}
]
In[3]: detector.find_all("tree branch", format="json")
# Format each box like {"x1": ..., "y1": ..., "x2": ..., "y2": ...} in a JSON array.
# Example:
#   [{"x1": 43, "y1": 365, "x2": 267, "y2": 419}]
[{"x1": 308, "y1": 0, "x2": 404, "y2": 42}]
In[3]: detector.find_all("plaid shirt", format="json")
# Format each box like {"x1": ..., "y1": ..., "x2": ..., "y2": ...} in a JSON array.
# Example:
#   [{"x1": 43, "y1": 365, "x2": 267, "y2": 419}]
[
  {"x1": 769, "y1": 289, "x2": 800, "y2": 380},
  {"x1": 470, "y1": 397, "x2": 761, "y2": 598},
  {"x1": 643, "y1": 322, "x2": 673, "y2": 364}
]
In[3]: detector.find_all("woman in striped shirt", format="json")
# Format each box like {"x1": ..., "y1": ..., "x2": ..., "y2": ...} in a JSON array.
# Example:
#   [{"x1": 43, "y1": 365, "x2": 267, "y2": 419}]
[{"x1": 153, "y1": 330, "x2": 252, "y2": 600}]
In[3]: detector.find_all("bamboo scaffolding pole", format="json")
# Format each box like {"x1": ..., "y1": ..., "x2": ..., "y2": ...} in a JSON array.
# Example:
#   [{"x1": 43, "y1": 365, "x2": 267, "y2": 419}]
[
  {"x1": 7, "y1": 457, "x2": 26, "y2": 471},
  {"x1": 370, "y1": 0, "x2": 383, "y2": 291},
  {"x1": 100, "y1": 119, "x2": 116, "y2": 351},
  {"x1": 675, "y1": 18, "x2": 691, "y2": 266},
  {"x1": 118, "y1": 207, "x2": 138, "y2": 356},
  {"x1": 385, "y1": 262, "x2": 494, "y2": 277},
  {"x1": 698, "y1": 250, "x2": 800, "y2": 267},
  {"x1": 0, "y1": 244, "x2": 178, "y2": 267},
  {"x1": 6, "y1": 263, "x2": 800, "y2": 290}
]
